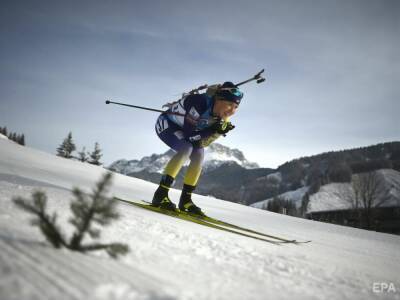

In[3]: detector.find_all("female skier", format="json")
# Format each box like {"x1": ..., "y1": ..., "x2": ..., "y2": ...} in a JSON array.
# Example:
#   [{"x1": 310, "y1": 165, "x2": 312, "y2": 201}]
[{"x1": 152, "y1": 81, "x2": 243, "y2": 216}]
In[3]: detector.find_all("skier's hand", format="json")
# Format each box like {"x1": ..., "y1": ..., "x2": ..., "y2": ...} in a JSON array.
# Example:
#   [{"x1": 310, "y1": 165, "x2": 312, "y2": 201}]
[
  {"x1": 191, "y1": 140, "x2": 202, "y2": 148},
  {"x1": 211, "y1": 119, "x2": 235, "y2": 135},
  {"x1": 187, "y1": 135, "x2": 203, "y2": 148}
]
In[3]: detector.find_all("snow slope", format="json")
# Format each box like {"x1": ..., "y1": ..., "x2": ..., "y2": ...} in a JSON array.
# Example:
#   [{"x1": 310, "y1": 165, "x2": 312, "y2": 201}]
[
  {"x1": 308, "y1": 170, "x2": 400, "y2": 213},
  {"x1": 1, "y1": 138, "x2": 400, "y2": 300},
  {"x1": 251, "y1": 186, "x2": 309, "y2": 210},
  {"x1": 251, "y1": 170, "x2": 400, "y2": 213}
]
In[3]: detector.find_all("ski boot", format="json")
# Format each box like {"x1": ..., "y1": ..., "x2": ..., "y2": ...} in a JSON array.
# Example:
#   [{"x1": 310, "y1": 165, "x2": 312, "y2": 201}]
[
  {"x1": 178, "y1": 184, "x2": 205, "y2": 217},
  {"x1": 153, "y1": 195, "x2": 177, "y2": 212},
  {"x1": 152, "y1": 175, "x2": 177, "y2": 212}
]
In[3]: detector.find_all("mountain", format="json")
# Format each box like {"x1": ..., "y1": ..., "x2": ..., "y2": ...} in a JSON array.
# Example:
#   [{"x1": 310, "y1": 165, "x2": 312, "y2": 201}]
[
  {"x1": 1, "y1": 130, "x2": 399, "y2": 300},
  {"x1": 109, "y1": 141, "x2": 400, "y2": 206},
  {"x1": 108, "y1": 143, "x2": 259, "y2": 175},
  {"x1": 108, "y1": 143, "x2": 272, "y2": 203}
]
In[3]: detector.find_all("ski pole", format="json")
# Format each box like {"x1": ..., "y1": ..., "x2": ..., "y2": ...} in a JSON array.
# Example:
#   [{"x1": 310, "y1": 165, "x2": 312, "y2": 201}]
[
  {"x1": 172, "y1": 69, "x2": 266, "y2": 98},
  {"x1": 235, "y1": 69, "x2": 266, "y2": 87},
  {"x1": 105, "y1": 100, "x2": 186, "y2": 117}
]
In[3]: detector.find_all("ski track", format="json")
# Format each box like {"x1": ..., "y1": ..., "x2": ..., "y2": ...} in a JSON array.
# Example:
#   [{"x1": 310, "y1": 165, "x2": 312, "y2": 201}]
[
  {"x1": 109, "y1": 203, "x2": 395, "y2": 300},
  {"x1": 1, "y1": 239, "x2": 81, "y2": 300},
  {"x1": 0, "y1": 182, "x2": 398, "y2": 300},
  {"x1": 2, "y1": 182, "x2": 398, "y2": 300},
  {"x1": 0, "y1": 233, "x2": 178, "y2": 300}
]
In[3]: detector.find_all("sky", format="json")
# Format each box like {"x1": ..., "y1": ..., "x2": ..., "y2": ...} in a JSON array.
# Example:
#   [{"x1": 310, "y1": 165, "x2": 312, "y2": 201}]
[{"x1": 1, "y1": 0, "x2": 399, "y2": 169}]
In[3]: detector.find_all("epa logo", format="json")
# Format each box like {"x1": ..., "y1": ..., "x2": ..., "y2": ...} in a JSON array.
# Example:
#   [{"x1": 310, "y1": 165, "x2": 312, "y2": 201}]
[{"x1": 372, "y1": 282, "x2": 397, "y2": 293}]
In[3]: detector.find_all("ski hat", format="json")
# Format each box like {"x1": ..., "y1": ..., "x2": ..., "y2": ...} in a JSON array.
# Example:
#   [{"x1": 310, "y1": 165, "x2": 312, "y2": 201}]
[{"x1": 215, "y1": 81, "x2": 243, "y2": 105}]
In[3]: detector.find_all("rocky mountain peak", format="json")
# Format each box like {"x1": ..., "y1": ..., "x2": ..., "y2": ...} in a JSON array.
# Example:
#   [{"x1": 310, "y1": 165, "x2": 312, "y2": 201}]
[{"x1": 108, "y1": 143, "x2": 258, "y2": 175}]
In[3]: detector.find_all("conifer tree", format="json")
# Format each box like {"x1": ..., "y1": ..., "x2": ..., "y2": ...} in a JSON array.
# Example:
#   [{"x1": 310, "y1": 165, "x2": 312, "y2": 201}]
[
  {"x1": 88, "y1": 142, "x2": 102, "y2": 165},
  {"x1": 57, "y1": 132, "x2": 76, "y2": 158},
  {"x1": 13, "y1": 191, "x2": 68, "y2": 248},
  {"x1": 78, "y1": 147, "x2": 88, "y2": 162},
  {"x1": 13, "y1": 173, "x2": 129, "y2": 258},
  {"x1": 20, "y1": 134, "x2": 25, "y2": 146},
  {"x1": 10, "y1": 132, "x2": 17, "y2": 142}
]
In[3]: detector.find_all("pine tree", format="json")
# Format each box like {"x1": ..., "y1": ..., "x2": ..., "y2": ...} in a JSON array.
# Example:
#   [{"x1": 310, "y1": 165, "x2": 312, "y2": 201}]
[
  {"x1": 13, "y1": 191, "x2": 68, "y2": 248},
  {"x1": 10, "y1": 132, "x2": 17, "y2": 142},
  {"x1": 20, "y1": 134, "x2": 25, "y2": 146},
  {"x1": 57, "y1": 132, "x2": 76, "y2": 158},
  {"x1": 13, "y1": 173, "x2": 129, "y2": 258},
  {"x1": 78, "y1": 147, "x2": 88, "y2": 162},
  {"x1": 88, "y1": 142, "x2": 102, "y2": 165}
]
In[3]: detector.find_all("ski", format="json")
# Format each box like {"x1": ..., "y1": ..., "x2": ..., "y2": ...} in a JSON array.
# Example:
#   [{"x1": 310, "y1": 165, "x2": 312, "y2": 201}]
[
  {"x1": 141, "y1": 200, "x2": 310, "y2": 244},
  {"x1": 117, "y1": 198, "x2": 284, "y2": 244},
  {"x1": 115, "y1": 198, "x2": 310, "y2": 244}
]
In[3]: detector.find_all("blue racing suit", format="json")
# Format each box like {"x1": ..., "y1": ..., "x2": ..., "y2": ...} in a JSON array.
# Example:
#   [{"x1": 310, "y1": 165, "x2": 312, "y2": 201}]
[{"x1": 154, "y1": 93, "x2": 220, "y2": 186}]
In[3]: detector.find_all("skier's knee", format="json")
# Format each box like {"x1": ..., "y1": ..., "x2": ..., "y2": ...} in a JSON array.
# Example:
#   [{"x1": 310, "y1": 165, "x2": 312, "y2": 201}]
[
  {"x1": 190, "y1": 147, "x2": 204, "y2": 162},
  {"x1": 178, "y1": 143, "x2": 193, "y2": 160}
]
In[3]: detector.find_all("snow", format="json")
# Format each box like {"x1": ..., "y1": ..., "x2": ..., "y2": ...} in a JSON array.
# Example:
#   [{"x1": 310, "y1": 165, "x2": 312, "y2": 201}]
[
  {"x1": 1, "y1": 137, "x2": 400, "y2": 300},
  {"x1": 109, "y1": 143, "x2": 259, "y2": 175},
  {"x1": 267, "y1": 171, "x2": 282, "y2": 183},
  {"x1": 251, "y1": 186, "x2": 309, "y2": 209},
  {"x1": 0, "y1": 133, "x2": 8, "y2": 140},
  {"x1": 253, "y1": 169, "x2": 400, "y2": 213},
  {"x1": 308, "y1": 170, "x2": 400, "y2": 213},
  {"x1": 203, "y1": 143, "x2": 259, "y2": 170},
  {"x1": 308, "y1": 183, "x2": 354, "y2": 212},
  {"x1": 381, "y1": 169, "x2": 400, "y2": 205}
]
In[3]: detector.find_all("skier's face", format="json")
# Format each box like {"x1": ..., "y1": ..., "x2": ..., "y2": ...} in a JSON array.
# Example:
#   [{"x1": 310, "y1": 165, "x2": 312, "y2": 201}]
[{"x1": 213, "y1": 99, "x2": 239, "y2": 119}]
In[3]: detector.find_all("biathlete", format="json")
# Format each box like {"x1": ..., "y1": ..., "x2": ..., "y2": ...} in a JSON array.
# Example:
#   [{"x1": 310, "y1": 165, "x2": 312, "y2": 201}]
[{"x1": 152, "y1": 81, "x2": 243, "y2": 216}]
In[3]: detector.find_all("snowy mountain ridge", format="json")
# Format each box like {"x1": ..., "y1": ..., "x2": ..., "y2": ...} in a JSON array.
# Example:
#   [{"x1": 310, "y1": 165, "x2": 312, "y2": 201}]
[{"x1": 108, "y1": 142, "x2": 259, "y2": 175}]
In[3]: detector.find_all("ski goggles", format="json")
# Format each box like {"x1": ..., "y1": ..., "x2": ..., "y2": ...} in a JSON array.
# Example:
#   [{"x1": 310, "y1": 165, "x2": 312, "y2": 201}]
[{"x1": 216, "y1": 87, "x2": 243, "y2": 105}]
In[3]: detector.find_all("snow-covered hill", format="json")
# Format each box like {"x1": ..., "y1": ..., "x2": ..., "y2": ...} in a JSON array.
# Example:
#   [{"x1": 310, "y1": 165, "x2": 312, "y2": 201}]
[
  {"x1": 251, "y1": 170, "x2": 400, "y2": 213},
  {"x1": 251, "y1": 186, "x2": 309, "y2": 210},
  {"x1": 308, "y1": 169, "x2": 400, "y2": 213},
  {"x1": 108, "y1": 142, "x2": 259, "y2": 174},
  {"x1": 1, "y1": 137, "x2": 400, "y2": 300}
]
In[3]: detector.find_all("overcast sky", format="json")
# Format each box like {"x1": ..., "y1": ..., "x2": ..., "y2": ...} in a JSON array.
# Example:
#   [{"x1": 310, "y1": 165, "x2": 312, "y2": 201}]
[{"x1": 1, "y1": 0, "x2": 399, "y2": 168}]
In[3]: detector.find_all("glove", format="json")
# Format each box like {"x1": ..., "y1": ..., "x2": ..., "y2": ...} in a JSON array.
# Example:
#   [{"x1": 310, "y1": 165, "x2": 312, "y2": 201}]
[
  {"x1": 211, "y1": 118, "x2": 235, "y2": 136},
  {"x1": 187, "y1": 135, "x2": 203, "y2": 148},
  {"x1": 191, "y1": 140, "x2": 202, "y2": 148}
]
